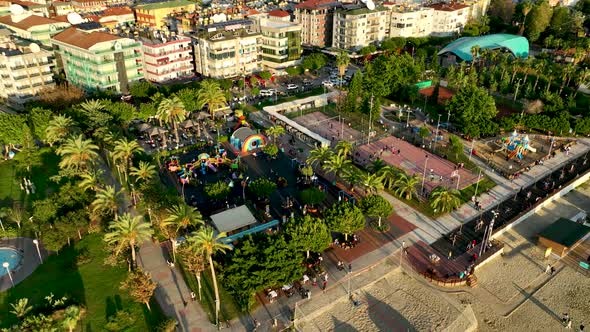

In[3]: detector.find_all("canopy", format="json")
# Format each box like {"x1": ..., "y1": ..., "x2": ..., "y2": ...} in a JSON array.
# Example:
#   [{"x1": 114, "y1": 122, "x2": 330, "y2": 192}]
[
  {"x1": 193, "y1": 112, "x2": 211, "y2": 120},
  {"x1": 147, "y1": 126, "x2": 168, "y2": 136},
  {"x1": 198, "y1": 153, "x2": 210, "y2": 160},
  {"x1": 137, "y1": 123, "x2": 152, "y2": 132},
  {"x1": 180, "y1": 119, "x2": 198, "y2": 129},
  {"x1": 210, "y1": 205, "x2": 257, "y2": 233}
]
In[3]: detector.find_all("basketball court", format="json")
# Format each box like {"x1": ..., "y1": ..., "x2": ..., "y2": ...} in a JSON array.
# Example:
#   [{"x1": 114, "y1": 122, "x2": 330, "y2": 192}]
[
  {"x1": 293, "y1": 111, "x2": 363, "y2": 145},
  {"x1": 355, "y1": 136, "x2": 479, "y2": 192}
]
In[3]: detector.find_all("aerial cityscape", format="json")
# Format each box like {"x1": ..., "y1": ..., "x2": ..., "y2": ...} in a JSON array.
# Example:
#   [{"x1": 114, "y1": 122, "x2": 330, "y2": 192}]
[{"x1": 0, "y1": 0, "x2": 589, "y2": 330}]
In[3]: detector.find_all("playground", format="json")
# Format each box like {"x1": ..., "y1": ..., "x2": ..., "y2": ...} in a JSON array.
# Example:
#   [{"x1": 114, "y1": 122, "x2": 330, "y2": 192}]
[
  {"x1": 293, "y1": 112, "x2": 364, "y2": 145},
  {"x1": 473, "y1": 132, "x2": 577, "y2": 178},
  {"x1": 354, "y1": 136, "x2": 480, "y2": 193}
]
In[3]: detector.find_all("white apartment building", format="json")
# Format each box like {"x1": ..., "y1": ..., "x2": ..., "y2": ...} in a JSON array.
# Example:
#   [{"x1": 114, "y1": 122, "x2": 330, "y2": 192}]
[
  {"x1": 0, "y1": 12, "x2": 71, "y2": 46},
  {"x1": 192, "y1": 20, "x2": 261, "y2": 78},
  {"x1": 259, "y1": 19, "x2": 302, "y2": 69},
  {"x1": 141, "y1": 33, "x2": 194, "y2": 83},
  {"x1": 294, "y1": 0, "x2": 339, "y2": 48},
  {"x1": 332, "y1": 4, "x2": 389, "y2": 50},
  {"x1": 384, "y1": 3, "x2": 433, "y2": 38},
  {"x1": 428, "y1": 3, "x2": 470, "y2": 37},
  {"x1": 0, "y1": 29, "x2": 54, "y2": 109}
]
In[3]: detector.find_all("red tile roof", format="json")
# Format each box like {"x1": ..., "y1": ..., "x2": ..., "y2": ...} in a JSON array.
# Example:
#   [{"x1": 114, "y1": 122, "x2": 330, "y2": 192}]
[
  {"x1": 268, "y1": 9, "x2": 290, "y2": 17},
  {"x1": 103, "y1": 6, "x2": 133, "y2": 15},
  {"x1": 294, "y1": 0, "x2": 338, "y2": 10},
  {"x1": 52, "y1": 26, "x2": 121, "y2": 50},
  {"x1": 0, "y1": 14, "x2": 66, "y2": 30},
  {"x1": 427, "y1": 3, "x2": 469, "y2": 11}
]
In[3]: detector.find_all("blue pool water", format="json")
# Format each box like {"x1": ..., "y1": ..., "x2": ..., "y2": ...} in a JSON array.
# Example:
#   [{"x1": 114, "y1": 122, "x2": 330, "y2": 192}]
[{"x1": 0, "y1": 248, "x2": 22, "y2": 276}]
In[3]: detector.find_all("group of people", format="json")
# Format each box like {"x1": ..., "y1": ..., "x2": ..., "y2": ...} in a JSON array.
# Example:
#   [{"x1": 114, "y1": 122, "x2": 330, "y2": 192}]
[{"x1": 333, "y1": 234, "x2": 360, "y2": 250}]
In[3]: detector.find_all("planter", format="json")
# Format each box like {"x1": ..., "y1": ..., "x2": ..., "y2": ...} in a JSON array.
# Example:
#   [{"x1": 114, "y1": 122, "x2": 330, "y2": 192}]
[{"x1": 370, "y1": 222, "x2": 390, "y2": 233}]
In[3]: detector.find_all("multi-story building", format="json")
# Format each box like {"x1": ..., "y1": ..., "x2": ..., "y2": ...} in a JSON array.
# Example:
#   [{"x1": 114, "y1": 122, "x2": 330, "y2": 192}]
[
  {"x1": 9, "y1": 0, "x2": 50, "y2": 17},
  {"x1": 141, "y1": 32, "x2": 194, "y2": 83},
  {"x1": 259, "y1": 18, "x2": 302, "y2": 69},
  {"x1": 0, "y1": 1, "x2": 11, "y2": 16},
  {"x1": 86, "y1": 6, "x2": 135, "y2": 28},
  {"x1": 71, "y1": 0, "x2": 107, "y2": 13},
  {"x1": 0, "y1": 12, "x2": 70, "y2": 46},
  {"x1": 384, "y1": 3, "x2": 433, "y2": 38},
  {"x1": 51, "y1": 1, "x2": 76, "y2": 16},
  {"x1": 294, "y1": 0, "x2": 339, "y2": 48},
  {"x1": 463, "y1": 0, "x2": 491, "y2": 20},
  {"x1": 332, "y1": 4, "x2": 389, "y2": 50},
  {"x1": 0, "y1": 29, "x2": 54, "y2": 109},
  {"x1": 192, "y1": 19, "x2": 261, "y2": 78},
  {"x1": 134, "y1": 0, "x2": 197, "y2": 29},
  {"x1": 51, "y1": 27, "x2": 143, "y2": 92},
  {"x1": 428, "y1": 3, "x2": 470, "y2": 37}
]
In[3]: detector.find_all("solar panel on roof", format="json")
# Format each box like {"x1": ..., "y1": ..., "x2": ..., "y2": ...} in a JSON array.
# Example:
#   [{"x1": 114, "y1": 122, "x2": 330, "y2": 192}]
[{"x1": 76, "y1": 22, "x2": 102, "y2": 30}]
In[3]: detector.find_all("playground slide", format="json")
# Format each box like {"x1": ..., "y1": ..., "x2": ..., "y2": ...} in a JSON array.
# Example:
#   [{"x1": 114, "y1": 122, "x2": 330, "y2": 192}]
[
  {"x1": 526, "y1": 145, "x2": 537, "y2": 153},
  {"x1": 508, "y1": 150, "x2": 518, "y2": 159},
  {"x1": 208, "y1": 163, "x2": 217, "y2": 172}
]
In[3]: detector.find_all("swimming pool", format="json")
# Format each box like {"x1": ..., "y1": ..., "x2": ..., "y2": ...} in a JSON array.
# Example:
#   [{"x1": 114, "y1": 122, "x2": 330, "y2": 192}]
[{"x1": 0, "y1": 248, "x2": 22, "y2": 276}]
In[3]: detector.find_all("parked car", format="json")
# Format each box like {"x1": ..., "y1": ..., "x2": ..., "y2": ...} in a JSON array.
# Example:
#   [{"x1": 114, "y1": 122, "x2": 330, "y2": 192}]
[
  {"x1": 322, "y1": 80, "x2": 334, "y2": 88},
  {"x1": 287, "y1": 84, "x2": 299, "y2": 90},
  {"x1": 303, "y1": 79, "x2": 312, "y2": 86},
  {"x1": 260, "y1": 89, "x2": 275, "y2": 97}
]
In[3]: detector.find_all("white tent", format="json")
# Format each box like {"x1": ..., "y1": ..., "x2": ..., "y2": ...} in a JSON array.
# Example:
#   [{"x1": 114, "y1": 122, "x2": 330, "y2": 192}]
[{"x1": 210, "y1": 205, "x2": 257, "y2": 233}]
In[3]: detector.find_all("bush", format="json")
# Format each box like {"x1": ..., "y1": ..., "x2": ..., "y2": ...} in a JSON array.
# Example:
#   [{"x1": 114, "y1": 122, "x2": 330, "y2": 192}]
[
  {"x1": 248, "y1": 178, "x2": 277, "y2": 199},
  {"x1": 299, "y1": 188, "x2": 326, "y2": 207},
  {"x1": 204, "y1": 181, "x2": 231, "y2": 200},
  {"x1": 262, "y1": 143, "x2": 279, "y2": 158},
  {"x1": 285, "y1": 66, "x2": 304, "y2": 76}
]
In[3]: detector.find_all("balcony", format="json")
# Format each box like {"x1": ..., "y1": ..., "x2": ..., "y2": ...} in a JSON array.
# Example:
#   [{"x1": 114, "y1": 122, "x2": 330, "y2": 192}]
[{"x1": 143, "y1": 47, "x2": 192, "y2": 58}]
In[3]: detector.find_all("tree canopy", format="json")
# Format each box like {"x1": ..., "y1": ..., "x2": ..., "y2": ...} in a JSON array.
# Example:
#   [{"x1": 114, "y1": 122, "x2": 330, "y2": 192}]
[
  {"x1": 324, "y1": 202, "x2": 365, "y2": 240},
  {"x1": 285, "y1": 215, "x2": 332, "y2": 258},
  {"x1": 447, "y1": 86, "x2": 498, "y2": 138}
]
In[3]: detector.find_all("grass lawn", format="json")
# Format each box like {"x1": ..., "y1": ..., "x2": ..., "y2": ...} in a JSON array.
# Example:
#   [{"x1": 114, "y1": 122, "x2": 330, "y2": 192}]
[
  {"x1": 0, "y1": 234, "x2": 166, "y2": 330},
  {"x1": 178, "y1": 259, "x2": 241, "y2": 324}
]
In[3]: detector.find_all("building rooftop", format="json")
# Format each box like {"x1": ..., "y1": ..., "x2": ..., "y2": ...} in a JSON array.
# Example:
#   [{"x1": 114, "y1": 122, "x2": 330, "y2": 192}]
[
  {"x1": 294, "y1": 0, "x2": 340, "y2": 11},
  {"x1": 336, "y1": 4, "x2": 387, "y2": 15},
  {"x1": 52, "y1": 26, "x2": 122, "y2": 50},
  {"x1": 438, "y1": 34, "x2": 529, "y2": 61},
  {"x1": 538, "y1": 218, "x2": 590, "y2": 248},
  {"x1": 427, "y1": 3, "x2": 469, "y2": 11},
  {"x1": 268, "y1": 9, "x2": 289, "y2": 17},
  {"x1": 134, "y1": 0, "x2": 195, "y2": 11},
  {"x1": 261, "y1": 19, "x2": 299, "y2": 29},
  {"x1": 0, "y1": 14, "x2": 67, "y2": 31},
  {"x1": 210, "y1": 205, "x2": 257, "y2": 233}
]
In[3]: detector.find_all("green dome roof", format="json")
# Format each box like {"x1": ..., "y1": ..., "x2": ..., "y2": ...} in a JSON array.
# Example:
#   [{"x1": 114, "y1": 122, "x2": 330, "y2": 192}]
[{"x1": 438, "y1": 34, "x2": 529, "y2": 61}]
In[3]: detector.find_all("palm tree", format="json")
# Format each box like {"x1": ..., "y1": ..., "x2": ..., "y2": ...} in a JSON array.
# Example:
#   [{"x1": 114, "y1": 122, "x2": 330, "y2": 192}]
[
  {"x1": 188, "y1": 227, "x2": 231, "y2": 328},
  {"x1": 56, "y1": 135, "x2": 99, "y2": 172},
  {"x1": 265, "y1": 125, "x2": 286, "y2": 143},
  {"x1": 10, "y1": 298, "x2": 32, "y2": 320},
  {"x1": 178, "y1": 245, "x2": 206, "y2": 301},
  {"x1": 8, "y1": 205, "x2": 27, "y2": 229},
  {"x1": 92, "y1": 185, "x2": 122, "y2": 219},
  {"x1": 197, "y1": 80, "x2": 227, "y2": 116},
  {"x1": 336, "y1": 51, "x2": 350, "y2": 86},
  {"x1": 394, "y1": 173, "x2": 420, "y2": 200},
  {"x1": 573, "y1": 68, "x2": 590, "y2": 98},
  {"x1": 45, "y1": 115, "x2": 76, "y2": 147},
  {"x1": 519, "y1": 1, "x2": 532, "y2": 36},
  {"x1": 342, "y1": 167, "x2": 362, "y2": 190},
  {"x1": 533, "y1": 60, "x2": 546, "y2": 92},
  {"x1": 113, "y1": 138, "x2": 143, "y2": 183},
  {"x1": 80, "y1": 99, "x2": 105, "y2": 113},
  {"x1": 307, "y1": 146, "x2": 334, "y2": 168},
  {"x1": 369, "y1": 159, "x2": 386, "y2": 173},
  {"x1": 429, "y1": 187, "x2": 461, "y2": 213},
  {"x1": 104, "y1": 213, "x2": 153, "y2": 267},
  {"x1": 323, "y1": 153, "x2": 352, "y2": 180},
  {"x1": 360, "y1": 173, "x2": 384, "y2": 195},
  {"x1": 335, "y1": 140, "x2": 353, "y2": 158},
  {"x1": 162, "y1": 204, "x2": 204, "y2": 261},
  {"x1": 78, "y1": 168, "x2": 104, "y2": 192},
  {"x1": 130, "y1": 161, "x2": 157, "y2": 184},
  {"x1": 378, "y1": 165, "x2": 399, "y2": 189},
  {"x1": 62, "y1": 305, "x2": 82, "y2": 332},
  {"x1": 158, "y1": 96, "x2": 187, "y2": 147}
]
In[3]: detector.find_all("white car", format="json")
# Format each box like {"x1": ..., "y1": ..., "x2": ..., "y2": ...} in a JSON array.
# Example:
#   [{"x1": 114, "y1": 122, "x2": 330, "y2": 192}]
[
  {"x1": 286, "y1": 84, "x2": 299, "y2": 90},
  {"x1": 259, "y1": 89, "x2": 274, "y2": 97},
  {"x1": 322, "y1": 80, "x2": 334, "y2": 88}
]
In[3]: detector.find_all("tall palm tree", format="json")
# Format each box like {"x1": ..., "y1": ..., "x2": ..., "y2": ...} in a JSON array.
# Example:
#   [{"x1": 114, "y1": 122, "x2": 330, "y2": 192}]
[
  {"x1": 158, "y1": 96, "x2": 187, "y2": 147},
  {"x1": 429, "y1": 187, "x2": 461, "y2": 213},
  {"x1": 335, "y1": 140, "x2": 353, "y2": 158},
  {"x1": 519, "y1": 1, "x2": 532, "y2": 36},
  {"x1": 369, "y1": 159, "x2": 386, "y2": 173},
  {"x1": 360, "y1": 173, "x2": 384, "y2": 195},
  {"x1": 78, "y1": 168, "x2": 104, "y2": 192},
  {"x1": 56, "y1": 135, "x2": 99, "y2": 172},
  {"x1": 45, "y1": 115, "x2": 76, "y2": 147},
  {"x1": 188, "y1": 227, "x2": 231, "y2": 328},
  {"x1": 265, "y1": 125, "x2": 286, "y2": 143},
  {"x1": 10, "y1": 298, "x2": 32, "y2": 320},
  {"x1": 336, "y1": 51, "x2": 350, "y2": 84},
  {"x1": 8, "y1": 205, "x2": 27, "y2": 229},
  {"x1": 113, "y1": 137, "x2": 143, "y2": 182},
  {"x1": 394, "y1": 173, "x2": 420, "y2": 200},
  {"x1": 92, "y1": 185, "x2": 122, "y2": 219},
  {"x1": 79, "y1": 99, "x2": 106, "y2": 113},
  {"x1": 322, "y1": 153, "x2": 352, "y2": 180},
  {"x1": 342, "y1": 167, "x2": 362, "y2": 190},
  {"x1": 130, "y1": 161, "x2": 157, "y2": 184},
  {"x1": 197, "y1": 80, "x2": 227, "y2": 116},
  {"x1": 62, "y1": 305, "x2": 82, "y2": 332},
  {"x1": 178, "y1": 245, "x2": 206, "y2": 301},
  {"x1": 307, "y1": 146, "x2": 334, "y2": 168},
  {"x1": 162, "y1": 203, "x2": 204, "y2": 261},
  {"x1": 104, "y1": 213, "x2": 153, "y2": 267},
  {"x1": 533, "y1": 60, "x2": 546, "y2": 92},
  {"x1": 573, "y1": 68, "x2": 590, "y2": 98}
]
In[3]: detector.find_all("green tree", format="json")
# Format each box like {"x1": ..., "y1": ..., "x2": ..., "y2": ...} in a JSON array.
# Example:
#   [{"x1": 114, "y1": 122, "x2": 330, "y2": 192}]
[
  {"x1": 104, "y1": 213, "x2": 154, "y2": 266},
  {"x1": 300, "y1": 165, "x2": 314, "y2": 182},
  {"x1": 393, "y1": 173, "x2": 420, "y2": 200},
  {"x1": 129, "y1": 81, "x2": 156, "y2": 99},
  {"x1": 10, "y1": 298, "x2": 33, "y2": 320},
  {"x1": 0, "y1": 113, "x2": 25, "y2": 149},
  {"x1": 187, "y1": 227, "x2": 232, "y2": 327},
  {"x1": 162, "y1": 203, "x2": 203, "y2": 261},
  {"x1": 45, "y1": 115, "x2": 76, "y2": 147},
  {"x1": 286, "y1": 215, "x2": 331, "y2": 258},
  {"x1": 61, "y1": 305, "x2": 82, "y2": 332},
  {"x1": 28, "y1": 107, "x2": 52, "y2": 142},
  {"x1": 378, "y1": 165, "x2": 400, "y2": 190},
  {"x1": 323, "y1": 153, "x2": 352, "y2": 180},
  {"x1": 429, "y1": 187, "x2": 462, "y2": 213},
  {"x1": 197, "y1": 80, "x2": 227, "y2": 116},
  {"x1": 302, "y1": 53, "x2": 328, "y2": 72},
  {"x1": 418, "y1": 126, "x2": 430, "y2": 145},
  {"x1": 248, "y1": 178, "x2": 277, "y2": 199},
  {"x1": 324, "y1": 202, "x2": 365, "y2": 241},
  {"x1": 157, "y1": 96, "x2": 187, "y2": 147},
  {"x1": 56, "y1": 135, "x2": 99, "y2": 172},
  {"x1": 525, "y1": 0, "x2": 553, "y2": 42},
  {"x1": 265, "y1": 125, "x2": 286, "y2": 143},
  {"x1": 262, "y1": 143, "x2": 279, "y2": 158},
  {"x1": 299, "y1": 187, "x2": 326, "y2": 207},
  {"x1": 360, "y1": 173, "x2": 384, "y2": 195},
  {"x1": 204, "y1": 180, "x2": 231, "y2": 200},
  {"x1": 335, "y1": 140, "x2": 353, "y2": 158},
  {"x1": 259, "y1": 71, "x2": 272, "y2": 80},
  {"x1": 178, "y1": 244, "x2": 206, "y2": 301},
  {"x1": 92, "y1": 185, "x2": 122, "y2": 219},
  {"x1": 120, "y1": 270, "x2": 157, "y2": 311},
  {"x1": 447, "y1": 86, "x2": 498, "y2": 138},
  {"x1": 113, "y1": 137, "x2": 143, "y2": 181},
  {"x1": 359, "y1": 195, "x2": 393, "y2": 227},
  {"x1": 336, "y1": 51, "x2": 350, "y2": 82},
  {"x1": 307, "y1": 146, "x2": 334, "y2": 168},
  {"x1": 130, "y1": 161, "x2": 157, "y2": 184},
  {"x1": 78, "y1": 168, "x2": 104, "y2": 192},
  {"x1": 345, "y1": 71, "x2": 363, "y2": 113},
  {"x1": 449, "y1": 135, "x2": 465, "y2": 159}
]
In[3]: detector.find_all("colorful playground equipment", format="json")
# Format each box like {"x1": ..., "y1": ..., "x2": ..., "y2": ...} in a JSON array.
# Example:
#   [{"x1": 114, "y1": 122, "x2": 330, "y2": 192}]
[
  {"x1": 495, "y1": 131, "x2": 537, "y2": 160},
  {"x1": 230, "y1": 127, "x2": 266, "y2": 154},
  {"x1": 166, "y1": 145, "x2": 240, "y2": 185}
]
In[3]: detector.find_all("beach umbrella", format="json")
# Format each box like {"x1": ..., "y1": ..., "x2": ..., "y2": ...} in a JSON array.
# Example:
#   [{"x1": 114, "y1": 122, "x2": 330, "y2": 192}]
[
  {"x1": 137, "y1": 123, "x2": 152, "y2": 132},
  {"x1": 180, "y1": 119, "x2": 197, "y2": 129},
  {"x1": 147, "y1": 126, "x2": 168, "y2": 137},
  {"x1": 194, "y1": 112, "x2": 211, "y2": 121}
]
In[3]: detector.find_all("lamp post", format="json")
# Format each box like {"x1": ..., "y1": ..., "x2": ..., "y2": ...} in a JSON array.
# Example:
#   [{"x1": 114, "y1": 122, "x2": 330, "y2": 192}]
[
  {"x1": 400, "y1": 240, "x2": 405, "y2": 269},
  {"x1": 367, "y1": 94, "x2": 373, "y2": 145},
  {"x1": 0, "y1": 217, "x2": 4, "y2": 232},
  {"x1": 421, "y1": 155, "x2": 429, "y2": 195},
  {"x1": 32, "y1": 239, "x2": 42, "y2": 263},
  {"x1": 242, "y1": 177, "x2": 250, "y2": 201},
  {"x1": 468, "y1": 139, "x2": 476, "y2": 161},
  {"x1": 433, "y1": 114, "x2": 442, "y2": 151},
  {"x1": 473, "y1": 169, "x2": 482, "y2": 199},
  {"x1": 446, "y1": 109, "x2": 451, "y2": 128},
  {"x1": 347, "y1": 264, "x2": 352, "y2": 297},
  {"x1": 479, "y1": 210, "x2": 499, "y2": 257},
  {"x1": 3, "y1": 262, "x2": 14, "y2": 287},
  {"x1": 406, "y1": 107, "x2": 411, "y2": 128},
  {"x1": 455, "y1": 173, "x2": 461, "y2": 190}
]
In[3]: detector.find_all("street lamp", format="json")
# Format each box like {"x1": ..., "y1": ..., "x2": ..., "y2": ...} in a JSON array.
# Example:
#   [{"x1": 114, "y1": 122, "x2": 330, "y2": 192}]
[
  {"x1": 400, "y1": 240, "x2": 405, "y2": 269},
  {"x1": 242, "y1": 177, "x2": 250, "y2": 201},
  {"x1": 479, "y1": 210, "x2": 499, "y2": 257},
  {"x1": 421, "y1": 155, "x2": 429, "y2": 195},
  {"x1": 3, "y1": 262, "x2": 14, "y2": 287},
  {"x1": 433, "y1": 114, "x2": 442, "y2": 151},
  {"x1": 32, "y1": 239, "x2": 42, "y2": 263},
  {"x1": 468, "y1": 139, "x2": 476, "y2": 161},
  {"x1": 455, "y1": 173, "x2": 461, "y2": 190},
  {"x1": 0, "y1": 217, "x2": 4, "y2": 232}
]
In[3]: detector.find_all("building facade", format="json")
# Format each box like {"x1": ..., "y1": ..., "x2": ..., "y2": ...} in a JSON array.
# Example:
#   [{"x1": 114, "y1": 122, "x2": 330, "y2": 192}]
[
  {"x1": 52, "y1": 27, "x2": 143, "y2": 92},
  {"x1": 332, "y1": 4, "x2": 389, "y2": 50},
  {"x1": 192, "y1": 20, "x2": 261, "y2": 78},
  {"x1": 134, "y1": 0, "x2": 197, "y2": 29},
  {"x1": 0, "y1": 12, "x2": 71, "y2": 46},
  {"x1": 141, "y1": 33, "x2": 194, "y2": 83},
  {"x1": 385, "y1": 4, "x2": 433, "y2": 38},
  {"x1": 294, "y1": 0, "x2": 339, "y2": 48},
  {"x1": 0, "y1": 29, "x2": 54, "y2": 109},
  {"x1": 428, "y1": 3, "x2": 470, "y2": 37}
]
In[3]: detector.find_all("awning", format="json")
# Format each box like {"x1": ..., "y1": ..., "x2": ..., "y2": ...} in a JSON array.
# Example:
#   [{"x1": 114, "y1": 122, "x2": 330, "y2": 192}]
[{"x1": 210, "y1": 205, "x2": 257, "y2": 233}]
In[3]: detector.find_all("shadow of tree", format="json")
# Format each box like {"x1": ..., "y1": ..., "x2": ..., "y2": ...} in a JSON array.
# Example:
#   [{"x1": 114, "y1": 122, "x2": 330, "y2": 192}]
[
  {"x1": 330, "y1": 314, "x2": 357, "y2": 332},
  {"x1": 365, "y1": 293, "x2": 416, "y2": 332}
]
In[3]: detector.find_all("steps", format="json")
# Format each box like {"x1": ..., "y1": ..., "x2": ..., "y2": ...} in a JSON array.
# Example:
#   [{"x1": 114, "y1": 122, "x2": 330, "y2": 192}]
[{"x1": 466, "y1": 274, "x2": 478, "y2": 288}]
